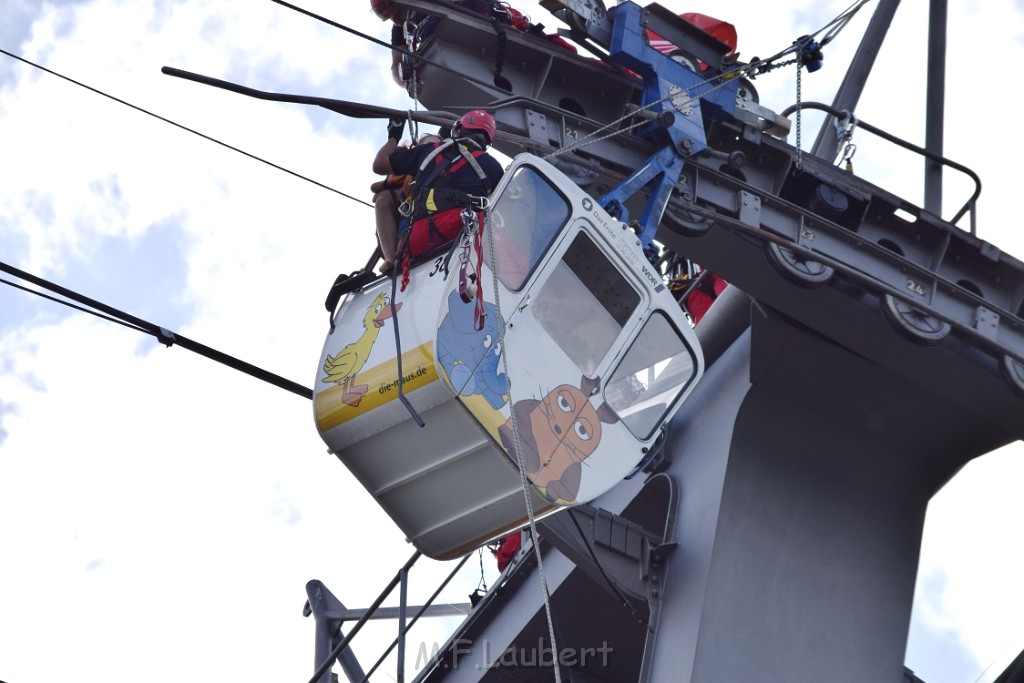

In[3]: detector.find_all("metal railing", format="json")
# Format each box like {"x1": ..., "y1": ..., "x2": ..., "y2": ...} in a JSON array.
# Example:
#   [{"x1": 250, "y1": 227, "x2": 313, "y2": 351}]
[
  {"x1": 782, "y1": 101, "x2": 982, "y2": 234},
  {"x1": 306, "y1": 551, "x2": 475, "y2": 683}
]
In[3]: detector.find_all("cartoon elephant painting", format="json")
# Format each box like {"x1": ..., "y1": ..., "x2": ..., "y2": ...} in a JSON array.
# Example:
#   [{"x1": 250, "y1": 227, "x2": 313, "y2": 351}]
[
  {"x1": 436, "y1": 290, "x2": 510, "y2": 409},
  {"x1": 498, "y1": 375, "x2": 619, "y2": 504}
]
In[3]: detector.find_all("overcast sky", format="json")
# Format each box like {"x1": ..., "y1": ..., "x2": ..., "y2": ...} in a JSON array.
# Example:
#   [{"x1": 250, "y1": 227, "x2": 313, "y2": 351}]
[{"x1": 0, "y1": 1, "x2": 1022, "y2": 682}]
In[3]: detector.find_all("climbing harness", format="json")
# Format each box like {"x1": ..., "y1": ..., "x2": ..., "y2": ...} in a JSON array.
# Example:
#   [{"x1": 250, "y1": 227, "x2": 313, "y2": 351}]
[
  {"x1": 404, "y1": 138, "x2": 492, "y2": 219},
  {"x1": 391, "y1": 137, "x2": 496, "y2": 288}
]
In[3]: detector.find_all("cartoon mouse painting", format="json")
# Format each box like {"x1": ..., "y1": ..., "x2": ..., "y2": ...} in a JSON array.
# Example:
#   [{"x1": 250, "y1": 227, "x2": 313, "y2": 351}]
[{"x1": 498, "y1": 375, "x2": 619, "y2": 504}]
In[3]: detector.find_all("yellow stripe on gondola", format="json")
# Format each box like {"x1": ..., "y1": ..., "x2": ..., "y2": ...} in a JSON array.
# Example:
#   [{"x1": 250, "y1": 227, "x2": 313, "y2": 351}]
[
  {"x1": 459, "y1": 392, "x2": 508, "y2": 444},
  {"x1": 315, "y1": 343, "x2": 438, "y2": 431}
]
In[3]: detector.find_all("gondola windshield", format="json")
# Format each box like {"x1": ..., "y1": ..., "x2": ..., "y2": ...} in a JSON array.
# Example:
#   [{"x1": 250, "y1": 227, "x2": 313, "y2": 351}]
[{"x1": 486, "y1": 165, "x2": 571, "y2": 291}]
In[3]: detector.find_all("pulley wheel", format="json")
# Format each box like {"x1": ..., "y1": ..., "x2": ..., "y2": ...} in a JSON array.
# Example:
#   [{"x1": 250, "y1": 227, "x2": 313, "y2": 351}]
[
  {"x1": 1000, "y1": 354, "x2": 1024, "y2": 399},
  {"x1": 880, "y1": 294, "x2": 951, "y2": 345},
  {"x1": 765, "y1": 242, "x2": 833, "y2": 287},
  {"x1": 662, "y1": 203, "x2": 713, "y2": 237}
]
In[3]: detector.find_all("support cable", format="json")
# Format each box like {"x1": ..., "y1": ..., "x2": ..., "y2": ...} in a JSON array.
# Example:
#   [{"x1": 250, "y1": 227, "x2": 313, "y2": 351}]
[
  {"x1": 270, "y1": 0, "x2": 522, "y2": 98},
  {"x1": 0, "y1": 276, "x2": 148, "y2": 335},
  {"x1": 0, "y1": 47, "x2": 372, "y2": 208},
  {"x1": 0, "y1": 259, "x2": 313, "y2": 400}
]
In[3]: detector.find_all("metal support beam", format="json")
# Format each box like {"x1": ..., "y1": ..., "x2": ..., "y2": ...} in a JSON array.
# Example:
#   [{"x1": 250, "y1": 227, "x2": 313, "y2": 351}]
[
  {"x1": 315, "y1": 604, "x2": 473, "y2": 622},
  {"x1": 924, "y1": 0, "x2": 947, "y2": 215},
  {"x1": 398, "y1": 567, "x2": 409, "y2": 683},
  {"x1": 811, "y1": 0, "x2": 902, "y2": 159},
  {"x1": 304, "y1": 580, "x2": 368, "y2": 683}
]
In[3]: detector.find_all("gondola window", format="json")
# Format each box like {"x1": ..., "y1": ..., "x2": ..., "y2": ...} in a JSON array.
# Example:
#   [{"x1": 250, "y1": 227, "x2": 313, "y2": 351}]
[
  {"x1": 606, "y1": 311, "x2": 697, "y2": 439},
  {"x1": 487, "y1": 166, "x2": 570, "y2": 291},
  {"x1": 532, "y1": 232, "x2": 640, "y2": 376}
]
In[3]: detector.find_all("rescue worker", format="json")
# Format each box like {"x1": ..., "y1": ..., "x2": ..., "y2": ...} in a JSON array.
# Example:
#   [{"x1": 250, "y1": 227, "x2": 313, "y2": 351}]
[
  {"x1": 370, "y1": 132, "x2": 442, "y2": 273},
  {"x1": 493, "y1": 531, "x2": 523, "y2": 572},
  {"x1": 372, "y1": 110, "x2": 504, "y2": 274},
  {"x1": 686, "y1": 268, "x2": 728, "y2": 324}
]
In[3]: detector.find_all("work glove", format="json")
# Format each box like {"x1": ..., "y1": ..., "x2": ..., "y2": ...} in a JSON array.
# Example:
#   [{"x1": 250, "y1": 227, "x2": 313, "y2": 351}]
[{"x1": 387, "y1": 117, "x2": 406, "y2": 141}]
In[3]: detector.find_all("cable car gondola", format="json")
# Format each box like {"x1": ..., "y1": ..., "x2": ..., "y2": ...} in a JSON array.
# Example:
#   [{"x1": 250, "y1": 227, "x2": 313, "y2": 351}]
[{"x1": 313, "y1": 153, "x2": 704, "y2": 560}]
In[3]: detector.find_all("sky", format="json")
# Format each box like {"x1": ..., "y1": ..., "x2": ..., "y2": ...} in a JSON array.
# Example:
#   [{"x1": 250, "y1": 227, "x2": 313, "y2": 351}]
[{"x1": 0, "y1": 1, "x2": 1022, "y2": 682}]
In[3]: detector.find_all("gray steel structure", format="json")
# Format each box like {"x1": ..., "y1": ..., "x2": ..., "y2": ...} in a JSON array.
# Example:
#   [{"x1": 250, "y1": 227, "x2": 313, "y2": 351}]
[{"x1": 308, "y1": 1, "x2": 1024, "y2": 681}]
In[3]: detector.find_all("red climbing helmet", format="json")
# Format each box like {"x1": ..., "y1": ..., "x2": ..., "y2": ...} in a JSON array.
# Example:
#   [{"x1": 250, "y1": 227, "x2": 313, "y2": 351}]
[
  {"x1": 371, "y1": 0, "x2": 398, "y2": 21},
  {"x1": 454, "y1": 110, "x2": 497, "y2": 145}
]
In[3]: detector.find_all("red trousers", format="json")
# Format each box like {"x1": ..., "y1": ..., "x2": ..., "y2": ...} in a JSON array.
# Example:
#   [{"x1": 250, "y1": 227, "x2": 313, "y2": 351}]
[{"x1": 408, "y1": 209, "x2": 479, "y2": 257}]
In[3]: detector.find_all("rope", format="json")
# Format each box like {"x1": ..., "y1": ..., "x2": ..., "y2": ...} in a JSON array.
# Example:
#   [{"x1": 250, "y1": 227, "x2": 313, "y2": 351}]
[
  {"x1": 821, "y1": 0, "x2": 872, "y2": 45},
  {"x1": 271, "y1": 0, "x2": 519, "y2": 101},
  {"x1": 544, "y1": 66, "x2": 746, "y2": 160},
  {"x1": 476, "y1": 547, "x2": 488, "y2": 593},
  {"x1": 484, "y1": 203, "x2": 563, "y2": 683}
]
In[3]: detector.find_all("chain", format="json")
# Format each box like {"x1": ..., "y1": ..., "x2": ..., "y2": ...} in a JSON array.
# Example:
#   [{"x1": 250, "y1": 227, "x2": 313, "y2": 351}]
[{"x1": 794, "y1": 53, "x2": 804, "y2": 172}]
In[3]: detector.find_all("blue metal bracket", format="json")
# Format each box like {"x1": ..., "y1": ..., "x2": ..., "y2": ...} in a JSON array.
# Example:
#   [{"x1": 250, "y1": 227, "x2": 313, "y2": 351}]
[
  {"x1": 598, "y1": 145, "x2": 684, "y2": 256},
  {"x1": 597, "y1": 2, "x2": 740, "y2": 252}
]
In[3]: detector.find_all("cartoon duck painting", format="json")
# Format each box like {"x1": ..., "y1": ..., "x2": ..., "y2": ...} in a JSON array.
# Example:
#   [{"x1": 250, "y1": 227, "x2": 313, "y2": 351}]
[
  {"x1": 322, "y1": 292, "x2": 401, "y2": 407},
  {"x1": 498, "y1": 375, "x2": 619, "y2": 504}
]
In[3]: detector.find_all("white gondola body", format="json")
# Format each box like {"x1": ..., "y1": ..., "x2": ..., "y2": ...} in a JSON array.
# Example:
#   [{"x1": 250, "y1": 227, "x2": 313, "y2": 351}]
[{"x1": 314, "y1": 154, "x2": 704, "y2": 560}]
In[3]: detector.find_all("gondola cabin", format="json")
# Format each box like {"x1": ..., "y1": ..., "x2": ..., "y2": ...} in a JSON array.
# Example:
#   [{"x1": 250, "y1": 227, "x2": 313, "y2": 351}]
[{"x1": 314, "y1": 153, "x2": 703, "y2": 560}]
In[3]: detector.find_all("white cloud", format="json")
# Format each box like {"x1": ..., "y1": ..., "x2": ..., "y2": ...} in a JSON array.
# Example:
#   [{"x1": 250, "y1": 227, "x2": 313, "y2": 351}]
[{"x1": 0, "y1": 2, "x2": 486, "y2": 681}]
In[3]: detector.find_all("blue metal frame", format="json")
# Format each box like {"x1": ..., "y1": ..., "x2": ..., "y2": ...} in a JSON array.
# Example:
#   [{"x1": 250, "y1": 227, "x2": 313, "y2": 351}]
[{"x1": 597, "y1": 2, "x2": 738, "y2": 253}]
